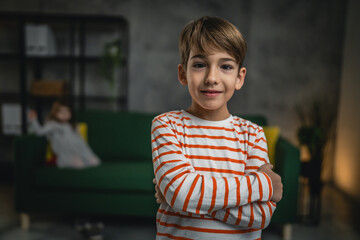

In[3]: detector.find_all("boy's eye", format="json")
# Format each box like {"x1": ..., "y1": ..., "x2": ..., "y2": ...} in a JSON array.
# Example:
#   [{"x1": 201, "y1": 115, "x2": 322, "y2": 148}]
[
  {"x1": 193, "y1": 63, "x2": 206, "y2": 68},
  {"x1": 221, "y1": 64, "x2": 234, "y2": 70}
]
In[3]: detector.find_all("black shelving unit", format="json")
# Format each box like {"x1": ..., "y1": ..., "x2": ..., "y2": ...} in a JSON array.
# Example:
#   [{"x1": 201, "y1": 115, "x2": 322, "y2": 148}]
[{"x1": 0, "y1": 12, "x2": 129, "y2": 134}]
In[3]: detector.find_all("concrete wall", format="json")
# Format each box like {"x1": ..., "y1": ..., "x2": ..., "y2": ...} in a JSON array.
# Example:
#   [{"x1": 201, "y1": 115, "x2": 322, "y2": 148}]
[
  {"x1": 0, "y1": 0, "x2": 346, "y2": 146},
  {"x1": 334, "y1": 0, "x2": 360, "y2": 201}
]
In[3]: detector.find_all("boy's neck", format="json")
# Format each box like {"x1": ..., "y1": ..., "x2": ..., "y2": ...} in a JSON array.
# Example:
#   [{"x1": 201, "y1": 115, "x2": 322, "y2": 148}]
[{"x1": 186, "y1": 104, "x2": 231, "y2": 121}]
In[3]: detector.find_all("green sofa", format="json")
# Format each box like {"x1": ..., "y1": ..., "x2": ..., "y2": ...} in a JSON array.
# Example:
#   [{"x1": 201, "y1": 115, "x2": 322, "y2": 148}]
[{"x1": 14, "y1": 111, "x2": 300, "y2": 237}]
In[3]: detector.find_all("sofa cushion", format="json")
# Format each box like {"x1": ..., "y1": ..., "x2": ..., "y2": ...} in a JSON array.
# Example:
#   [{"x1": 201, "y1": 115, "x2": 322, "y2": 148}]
[
  {"x1": 33, "y1": 161, "x2": 154, "y2": 192},
  {"x1": 263, "y1": 126, "x2": 280, "y2": 166}
]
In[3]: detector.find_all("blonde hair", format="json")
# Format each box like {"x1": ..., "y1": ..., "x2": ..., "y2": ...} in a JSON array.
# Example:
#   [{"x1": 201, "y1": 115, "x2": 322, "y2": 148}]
[{"x1": 179, "y1": 16, "x2": 247, "y2": 68}]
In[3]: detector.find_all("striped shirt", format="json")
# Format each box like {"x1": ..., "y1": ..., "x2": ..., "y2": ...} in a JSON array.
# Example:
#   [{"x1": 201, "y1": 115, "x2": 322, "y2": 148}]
[{"x1": 151, "y1": 110, "x2": 276, "y2": 240}]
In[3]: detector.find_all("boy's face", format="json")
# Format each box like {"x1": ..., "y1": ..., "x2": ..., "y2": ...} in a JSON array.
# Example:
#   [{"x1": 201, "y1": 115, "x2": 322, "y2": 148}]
[{"x1": 178, "y1": 48, "x2": 246, "y2": 120}]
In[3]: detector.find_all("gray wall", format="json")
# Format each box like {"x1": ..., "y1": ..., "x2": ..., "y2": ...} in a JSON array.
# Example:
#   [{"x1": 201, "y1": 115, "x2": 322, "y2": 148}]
[
  {"x1": 0, "y1": 0, "x2": 347, "y2": 146},
  {"x1": 334, "y1": 0, "x2": 360, "y2": 201}
]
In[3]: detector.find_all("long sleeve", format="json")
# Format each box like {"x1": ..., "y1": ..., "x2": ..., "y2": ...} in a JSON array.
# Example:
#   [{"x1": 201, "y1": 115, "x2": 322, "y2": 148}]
[
  {"x1": 151, "y1": 117, "x2": 273, "y2": 215},
  {"x1": 29, "y1": 119, "x2": 60, "y2": 136},
  {"x1": 211, "y1": 201, "x2": 276, "y2": 229},
  {"x1": 209, "y1": 126, "x2": 277, "y2": 228}
]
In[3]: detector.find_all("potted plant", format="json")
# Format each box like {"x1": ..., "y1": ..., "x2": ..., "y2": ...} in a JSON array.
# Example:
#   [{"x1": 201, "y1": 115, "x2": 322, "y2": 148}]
[
  {"x1": 296, "y1": 97, "x2": 337, "y2": 224},
  {"x1": 100, "y1": 39, "x2": 122, "y2": 110}
]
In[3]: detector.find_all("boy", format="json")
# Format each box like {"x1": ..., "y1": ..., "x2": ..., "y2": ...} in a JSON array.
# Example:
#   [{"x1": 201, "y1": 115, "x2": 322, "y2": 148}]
[{"x1": 151, "y1": 16, "x2": 283, "y2": 240}]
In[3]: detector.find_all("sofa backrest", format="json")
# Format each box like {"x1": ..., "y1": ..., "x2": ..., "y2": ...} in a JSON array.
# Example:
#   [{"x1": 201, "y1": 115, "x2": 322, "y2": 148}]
[
  {"x1": 75, "y1": 111, "x2": 158, "y2": 162},
  {"x1": 239, "y1": 115, "x2": 267, "y2": 126},
  {"x1": 75, "y1": 111, "x2": 268, "y2": 162}
]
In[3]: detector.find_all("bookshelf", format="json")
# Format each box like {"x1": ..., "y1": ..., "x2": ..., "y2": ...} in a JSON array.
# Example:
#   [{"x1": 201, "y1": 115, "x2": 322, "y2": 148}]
[{"x1": 0, "y1": 12, "x2": 129, "y2": 134}]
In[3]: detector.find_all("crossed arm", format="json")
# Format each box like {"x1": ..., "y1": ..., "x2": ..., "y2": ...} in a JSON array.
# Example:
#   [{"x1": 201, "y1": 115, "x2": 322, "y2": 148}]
[
  {"x1": 151, "y1": 117, "x2": 282, "y2": 229},
  {"x1": 154, "y1": 164, "x2": 278, "y2": 228}
]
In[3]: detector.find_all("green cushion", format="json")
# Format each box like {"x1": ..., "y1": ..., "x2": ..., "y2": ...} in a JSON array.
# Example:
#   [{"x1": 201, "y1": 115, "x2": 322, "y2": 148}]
[
  {"x1": 33, "y1": 161, "x2": 154, "y2": 192},
  {"x1": 75, "y1": 111, "x2": 157, "y2": 161}
]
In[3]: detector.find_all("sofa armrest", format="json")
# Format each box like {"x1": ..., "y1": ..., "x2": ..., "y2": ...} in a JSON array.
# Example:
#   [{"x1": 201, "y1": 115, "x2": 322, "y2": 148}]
[
  {"x1": 14, "y1": 135, "x2": 47, "y2": 212},
  {"x1": 14, "y1": 135, "x2": 47, "y2": 171},
  {"x1": 272, "y1": 137, "x2": 301, "y2": 223}
]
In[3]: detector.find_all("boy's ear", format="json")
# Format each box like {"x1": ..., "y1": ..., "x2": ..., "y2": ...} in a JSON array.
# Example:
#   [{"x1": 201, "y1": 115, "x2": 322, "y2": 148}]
[
  {"x1": 235, "y1": 67, "x2": 246, "y2": 90},
  {"x1": 178, "y1": 64, "x2": 187, "y2": 86}
]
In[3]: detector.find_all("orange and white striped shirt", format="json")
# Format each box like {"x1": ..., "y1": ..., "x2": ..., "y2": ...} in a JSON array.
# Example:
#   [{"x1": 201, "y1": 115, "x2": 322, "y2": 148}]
[{"x1": 151, "y1": 110, "x2": 276, "y2": 240}]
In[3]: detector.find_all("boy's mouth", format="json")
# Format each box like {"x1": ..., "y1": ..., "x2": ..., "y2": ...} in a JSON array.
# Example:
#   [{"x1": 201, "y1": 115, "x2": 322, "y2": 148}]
[{"x1": 201, "y1": 90, "x2": 222, "y2": 97}]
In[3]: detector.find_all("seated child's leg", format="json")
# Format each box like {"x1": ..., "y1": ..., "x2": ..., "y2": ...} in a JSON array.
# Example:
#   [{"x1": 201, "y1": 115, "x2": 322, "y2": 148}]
[
  {"x1": 72, "y1": 157, "x2": 85, "y2": 169},
  {"x1": 88, "y1": 156, "x2": 101, "y2": 167}
]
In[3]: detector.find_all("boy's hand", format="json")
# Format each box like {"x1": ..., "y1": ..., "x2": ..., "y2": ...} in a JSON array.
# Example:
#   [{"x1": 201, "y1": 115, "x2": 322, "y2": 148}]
[
  {"x1": 28, "y1": 110, "x2": 37, "y2": 121},
  {"x1": 258, "y1": 163, "x2": 283, "y2": 202},
  {"x1": 153, "y1": 178, "x2": 166, "y2": 204}
]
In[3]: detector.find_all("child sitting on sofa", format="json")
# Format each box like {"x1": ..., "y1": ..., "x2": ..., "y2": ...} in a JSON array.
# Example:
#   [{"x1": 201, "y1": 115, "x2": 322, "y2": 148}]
[{"x1": 28, "y1": 101, "x2": 101, "y2": 169}]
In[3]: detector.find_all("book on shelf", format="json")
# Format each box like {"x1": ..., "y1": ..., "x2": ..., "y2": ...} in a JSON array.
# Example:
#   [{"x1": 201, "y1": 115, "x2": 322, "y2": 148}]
[{"x1": 25, "y1": 24, "x2": 57, "y2": 56}]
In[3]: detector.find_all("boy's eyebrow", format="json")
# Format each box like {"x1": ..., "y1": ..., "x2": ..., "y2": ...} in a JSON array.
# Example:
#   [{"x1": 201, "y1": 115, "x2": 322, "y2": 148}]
[
  {"x1": 190, "y1": 54, "x2": 206, "y2": 60},
  {"x1": 190, "y1": 54, "x2": 236, "y2": 62},
  {"x1": 220, "y1": 58, "x2": 236, "y2": 63}
]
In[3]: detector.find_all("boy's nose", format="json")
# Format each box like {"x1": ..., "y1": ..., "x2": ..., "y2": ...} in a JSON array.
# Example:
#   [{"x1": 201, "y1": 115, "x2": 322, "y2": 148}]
[{"x1": 205, "y1": 66, "x2": 219, "y2": 85}]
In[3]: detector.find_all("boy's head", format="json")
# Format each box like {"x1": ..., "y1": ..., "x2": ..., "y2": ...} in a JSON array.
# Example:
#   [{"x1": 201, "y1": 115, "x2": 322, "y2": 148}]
[{"x1": 179, "y1": 16, "x2": 247, "y2": 69}]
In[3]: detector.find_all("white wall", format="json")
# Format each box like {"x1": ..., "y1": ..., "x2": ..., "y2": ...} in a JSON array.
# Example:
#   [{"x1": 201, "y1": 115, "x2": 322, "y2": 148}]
[{"x1": 334, "y1": 0, "x2": 360, "y2": 201}]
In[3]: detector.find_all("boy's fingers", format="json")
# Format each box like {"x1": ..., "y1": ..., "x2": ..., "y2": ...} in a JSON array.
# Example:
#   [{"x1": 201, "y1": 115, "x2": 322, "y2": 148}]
[
  {"x1": 153, "y1": 178, "x2": 157, "y2": 184},
  {"x1": 154, "y1": 187, "x2": 166, "y2": 204},
  {"x1": 259, "y1": 163, "x2": 272, "y2": 171},
  {"x1": 264, "y1": 163, "x2": 272, "y2": 168}
]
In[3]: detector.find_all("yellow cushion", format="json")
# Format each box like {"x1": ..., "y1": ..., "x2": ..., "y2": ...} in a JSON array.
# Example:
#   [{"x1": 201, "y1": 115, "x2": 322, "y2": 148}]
[
  {"x1": 263, "y1": 126, "x2": 280, "y2": 166},
  {"x1": 76, "y1": 122, "x2": 88, "y2": 142},
  {"x1": 45, "y1": 143, "x2": 55, "y2": 164}
]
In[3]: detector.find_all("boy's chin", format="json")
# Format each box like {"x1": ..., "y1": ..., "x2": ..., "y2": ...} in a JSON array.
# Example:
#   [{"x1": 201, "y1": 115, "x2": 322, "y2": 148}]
[{"x1": 196, "y1": 105, "x2": 228, "y2": 114}]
